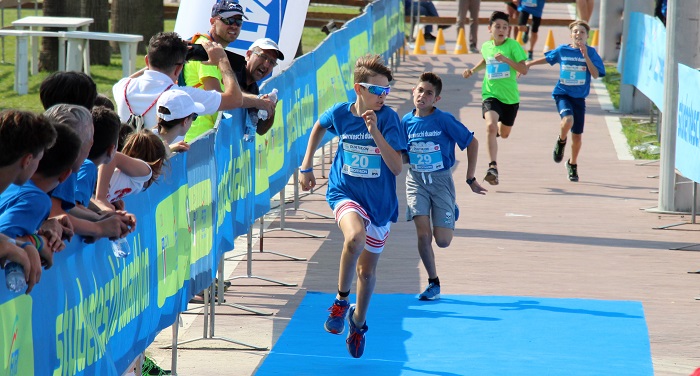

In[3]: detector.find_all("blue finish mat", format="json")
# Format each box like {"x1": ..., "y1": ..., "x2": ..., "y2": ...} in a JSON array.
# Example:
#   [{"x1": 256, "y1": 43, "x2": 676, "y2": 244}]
[{"x1": 255, "y1": 292, "x2": 653, "y2": 375}]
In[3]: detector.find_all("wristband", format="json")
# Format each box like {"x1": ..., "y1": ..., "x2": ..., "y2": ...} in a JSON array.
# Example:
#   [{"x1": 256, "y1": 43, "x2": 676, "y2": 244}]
[
  {"x1": 299, "y1": 168, "x2": 313, "y2": 173},
  {"x1": 18, "y1": 242, "x2": 33, "y2": 249},
  {"x1": 466, "y1": 177, "x2": 476, "y2": 185},
  {"x1": 30, "y1": 234, "x2": 44, "y2": 252}
]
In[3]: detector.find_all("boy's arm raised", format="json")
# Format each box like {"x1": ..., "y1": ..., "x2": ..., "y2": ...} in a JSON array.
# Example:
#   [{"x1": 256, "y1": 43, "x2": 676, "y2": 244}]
[
  {"x1": 362, "y1": 110, "x2": 403, "y2": 176},
  {"x1": 495, "y1": 53, "x2": 528, "y2": 75}
]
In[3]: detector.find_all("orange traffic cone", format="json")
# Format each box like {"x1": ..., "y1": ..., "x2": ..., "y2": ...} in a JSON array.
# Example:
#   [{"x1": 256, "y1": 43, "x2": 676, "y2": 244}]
[
  {"x1": 543, "y1": 29, "x2": 555, "y2": 53},
  {"x1": 433, "y1": 28, "x2": 447, "y2": 55},
  {"x1": 454, "y1": 27, "x2": 468, "y2": 54},
  {"x1": 590, "y1": 29, "x2": 599, "y2": 48},
  {"x1": 413, "y1": 30, "x2": 426, "y2": 55}
]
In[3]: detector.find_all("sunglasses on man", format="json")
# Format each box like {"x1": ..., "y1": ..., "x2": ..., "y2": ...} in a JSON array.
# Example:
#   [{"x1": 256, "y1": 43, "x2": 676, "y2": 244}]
[
  {"x1": 358, "y1": 83, "x2": 391, "y2": 96},
  {"x1": 219, "y1": 16, "x2": 243, "y2": 26}
]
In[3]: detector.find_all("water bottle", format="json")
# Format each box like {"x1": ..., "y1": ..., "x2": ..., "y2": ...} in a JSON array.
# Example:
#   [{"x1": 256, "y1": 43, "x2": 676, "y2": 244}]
[
  {"x1": 111, "y1": 238, "x2": 131, "y2": 258},
  {"x1": 4, "y1": 261, "x2": 27, "y2": 293},
  {"x1": 257, "y1": 88, "x2": 278, "y2": 121}
]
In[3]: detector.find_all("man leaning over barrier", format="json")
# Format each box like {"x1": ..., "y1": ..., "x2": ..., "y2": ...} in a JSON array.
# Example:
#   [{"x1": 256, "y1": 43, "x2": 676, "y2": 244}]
[{"x1": 113, "y1": 32, "x2": 243, "y2": 143}]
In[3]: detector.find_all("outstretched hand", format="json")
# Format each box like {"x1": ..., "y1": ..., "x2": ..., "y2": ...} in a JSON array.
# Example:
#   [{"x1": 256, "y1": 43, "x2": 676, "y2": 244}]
[{"x1": 469, "y1": 180, "x2": 488, "y2": 195}]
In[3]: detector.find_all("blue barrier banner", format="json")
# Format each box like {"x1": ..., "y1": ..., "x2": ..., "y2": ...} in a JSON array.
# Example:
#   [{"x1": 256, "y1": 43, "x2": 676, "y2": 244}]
[
  {"x1": 184, "y1": 132, "x2": 218, "y2": 297},
  {"x1": 283, "y1": 52, "x2": 318, "y2": 169},
  {"x1": 621, "y1": 12, "x2": 666, "y2": 111},
  {"x1": 369, "y1": 2, "x2": 391, "y2": 63},
  {"x1": 260, "y1": 77, "x2": 289, "y2": 196},
  {"x1": 0, "y1": 1, "x2": 403, "y2": 374},
  {"x1": 675, "y1": 64, "x2": 700, "y2": 183},
  {"x1": 335, "y1": 16, "x2": 370, "y2": 101}
]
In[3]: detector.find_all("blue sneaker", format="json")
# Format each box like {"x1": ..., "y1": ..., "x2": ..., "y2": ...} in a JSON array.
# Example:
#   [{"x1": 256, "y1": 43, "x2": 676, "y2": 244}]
[
  {"x1": 346, "y1": 305, "x2": 368, "y2": 358},
  {"x1": 418, "y1": 282, "x2": 441, "y2": 301},
  {"x1": 324, "y1": 299, "x2": 350, "y2": 334},
  {"x1": 454, "y1": 204, "x2": 460, "y2": 222}
]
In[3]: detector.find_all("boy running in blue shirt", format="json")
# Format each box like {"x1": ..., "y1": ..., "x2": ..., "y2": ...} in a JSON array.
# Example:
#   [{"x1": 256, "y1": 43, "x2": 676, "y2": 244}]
[
  {"x1": 463, "y1": 11, "x2": 528, "y2": 185},
  {"x1": 516, "y1": 0, "x2": 547, "y2": 61},
  {"x1": 526, "y1": 20, "x2": 605, "y2": 181},
  {"x1": 299, "y1": 54, "x2": 405, "y2": 358},
  {"x1": 402, "y1": 72, "x2": 487, "y2": 301}
]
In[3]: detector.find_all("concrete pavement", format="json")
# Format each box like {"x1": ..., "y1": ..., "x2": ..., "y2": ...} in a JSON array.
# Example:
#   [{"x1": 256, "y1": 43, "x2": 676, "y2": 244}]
[{"x1": 146, "y1": 2, "x2": 700, "y2": 375}]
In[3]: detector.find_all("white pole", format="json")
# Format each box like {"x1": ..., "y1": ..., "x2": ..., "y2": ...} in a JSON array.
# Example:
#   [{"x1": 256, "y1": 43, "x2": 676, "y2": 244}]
[{"x1": 658, "y1": 0, "x2": 700, "y2": 211}]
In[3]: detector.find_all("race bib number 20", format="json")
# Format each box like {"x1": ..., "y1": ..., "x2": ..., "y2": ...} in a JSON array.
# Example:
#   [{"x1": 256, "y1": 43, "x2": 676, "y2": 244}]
[{"x1": 342, "y1": 143, "x2": 382, "y2": 178}]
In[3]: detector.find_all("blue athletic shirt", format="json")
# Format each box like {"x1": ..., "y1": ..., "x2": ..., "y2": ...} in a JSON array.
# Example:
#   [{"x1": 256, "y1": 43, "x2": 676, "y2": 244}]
[
  {"x1": 50, "y1": 172, "x2": 77, "y2": 211},
  {"x1": 75, "y1": 160, "x2": 97, "y2": 206},
  {"x1": 320, "y1": 102, "x2": 406, "y2": 227},
  {"x1": 545, "y1": 44, "x2": 606, "y2": 98},
  {"x1": 517, "y1": 0, "x2": 546, "y2": 18},
  {"x1": 402, "y1": 108, "x2": 474, "y2": 172},
  {"x1": 0, "y1": 180, "x2": 51, "y2": 238}
]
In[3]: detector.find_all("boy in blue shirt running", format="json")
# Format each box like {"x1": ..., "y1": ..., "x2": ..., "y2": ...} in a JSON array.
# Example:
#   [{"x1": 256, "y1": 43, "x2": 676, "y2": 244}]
[
  {"x1": 526, "y1": 20, "x2": 605, "y2": 181},
  {"x1": 402, "y1": 72, "x2": 487, "y2": 301},
  {"x1": 299, "y1": 54, "x2": 406, "y2": 358},
  {"x1": 516, "y1": 0, "x2": 547, "y2": 61}
]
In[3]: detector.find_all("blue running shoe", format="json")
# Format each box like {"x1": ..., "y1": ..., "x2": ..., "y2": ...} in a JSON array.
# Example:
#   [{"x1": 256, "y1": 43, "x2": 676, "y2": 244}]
[
  {"x1": 324, "y1": 299, "x2": 350, "y2": 334},
  {"x1": 454, "y1": 204, "x2": 460, "y2": 222},
  {"x1": 418, "y1": 282, "x2": 441, "y2": 301},
  {"x1": 346, "y1": 305, "x2": 368, "y2": 358}
]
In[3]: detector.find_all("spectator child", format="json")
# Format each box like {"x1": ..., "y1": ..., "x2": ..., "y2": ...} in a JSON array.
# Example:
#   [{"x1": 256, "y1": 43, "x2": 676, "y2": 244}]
[
  {"x1": 45, "y1": 104, "x2": 131, "y2": 242},
  {"x1": 0, "y1": 110, "x2": 57, "y2": 292},
  {"x1": 0, "y1": 123, "x2": 82, "y2": 291},
  {"x1": 95, "y1": 130, "x2": 167, "y2": 209},
  {"x1": 155, "y1": 89, "x2": 205, "y2": 153}
]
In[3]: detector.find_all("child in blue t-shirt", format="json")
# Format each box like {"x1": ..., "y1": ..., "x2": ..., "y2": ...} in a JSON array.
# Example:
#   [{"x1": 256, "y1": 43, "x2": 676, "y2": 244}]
[
  {"x1": 73, "y1": 106, "x2": 121, "y2": 219},
  {"x1": 526, "y1": 20, "x2": 605, "y2": 182},
  {"x1": 298, "y1": 55, "x2": 406, "y2": 359},
  {"x1": 516, "y1": 0, "x2": 546, "y2": 61},
  {"x1": 402, "y1": 72, "x2": 487, "y2": 302},
  {"x1": 0, "y1": 123, "x2": 82, "y2": 291},
  {"x1": 0, "y1": 109, "x2": 57, "y2": 292}
]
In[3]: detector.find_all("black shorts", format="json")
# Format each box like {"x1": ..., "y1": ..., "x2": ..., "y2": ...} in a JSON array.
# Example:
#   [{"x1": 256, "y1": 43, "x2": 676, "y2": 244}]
[
  {"x1": 482, "y1": 97, "x2": 519, "y2": 126},
  {"x1": 518, "y1": 11, "x2": 542, "y2": 33}
]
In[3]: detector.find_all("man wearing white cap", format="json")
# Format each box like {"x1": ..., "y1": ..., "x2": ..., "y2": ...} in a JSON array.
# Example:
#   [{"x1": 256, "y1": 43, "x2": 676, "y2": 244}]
[
  {"x1": 154, "y1": 90, "x2": 206, "y2": 153},
  {"x1": 236, "y1": 37, "x2": 285, "y2": 135}
]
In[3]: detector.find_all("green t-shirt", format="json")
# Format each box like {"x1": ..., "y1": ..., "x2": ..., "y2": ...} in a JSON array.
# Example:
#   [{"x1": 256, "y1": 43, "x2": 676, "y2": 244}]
[
  {"x1": 183, "y1": 34, "x2": 223, "y2": 143},
  {"x1": 480, "y1": 38, "x2": 528, "y2": 104}
]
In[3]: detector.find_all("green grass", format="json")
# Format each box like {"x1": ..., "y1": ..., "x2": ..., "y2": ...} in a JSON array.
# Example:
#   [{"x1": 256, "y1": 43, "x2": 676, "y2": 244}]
[{"x1": 601, "y1": 63, "x2": 659, "y2": 160}]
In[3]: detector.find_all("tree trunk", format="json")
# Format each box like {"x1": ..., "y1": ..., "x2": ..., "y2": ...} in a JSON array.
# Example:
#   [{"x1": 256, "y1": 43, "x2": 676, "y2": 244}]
[
  {"x1": 112, "y1": 0, "x2": 163, "y2": 55},
  {"x1": 39, "y1": 0, "x2": 111, "y2": 71},
  {"x1": 84, "y1": 0, "x2": 111, "y2": 65},
  {"x1": 39, "y1": 0, "x2": 66, "y2": 71}
]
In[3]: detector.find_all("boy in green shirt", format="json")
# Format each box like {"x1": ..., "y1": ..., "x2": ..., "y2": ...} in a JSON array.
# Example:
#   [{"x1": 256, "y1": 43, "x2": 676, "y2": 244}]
[{"x1": 463, "y1": 11, "x2": 528, "y2": 185}]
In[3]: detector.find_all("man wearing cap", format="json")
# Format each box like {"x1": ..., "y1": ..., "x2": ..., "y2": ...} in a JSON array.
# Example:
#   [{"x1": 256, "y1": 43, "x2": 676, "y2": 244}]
[
  {"x1": 182, "y1": 0, "x2": 276, "y2": 142},
  {"x1": 112, "y1": 32, "x2": 242, "y2": 135},
  {"x1": 235, "y1": 37, "x2": 285, "y2": 135}
]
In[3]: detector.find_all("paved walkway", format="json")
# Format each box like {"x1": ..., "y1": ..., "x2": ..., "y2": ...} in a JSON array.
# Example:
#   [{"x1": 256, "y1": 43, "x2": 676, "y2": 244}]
[{"x1": 147, "y1": 2, "x2": 700, "y2": 375}]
